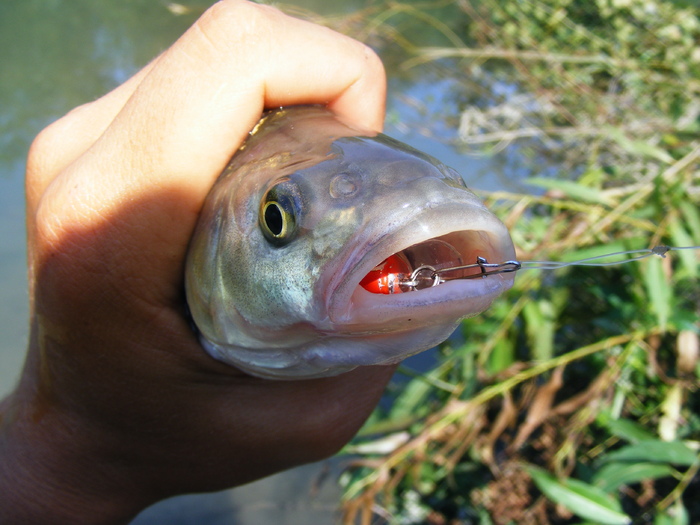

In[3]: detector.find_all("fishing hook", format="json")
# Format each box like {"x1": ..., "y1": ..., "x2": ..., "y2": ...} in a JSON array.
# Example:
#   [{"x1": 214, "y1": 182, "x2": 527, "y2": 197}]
[
  {"x1": 396, "y1": 244, "x2": 699, "y2": 292},
  {"x1": 399, "y1": 257, "x2": 522, "y2": 291}
]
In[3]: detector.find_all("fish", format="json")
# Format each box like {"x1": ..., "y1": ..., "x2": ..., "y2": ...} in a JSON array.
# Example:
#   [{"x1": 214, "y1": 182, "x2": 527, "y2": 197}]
[{"x1": 184, "y1": 106, "x2": 516, "y2": 379}]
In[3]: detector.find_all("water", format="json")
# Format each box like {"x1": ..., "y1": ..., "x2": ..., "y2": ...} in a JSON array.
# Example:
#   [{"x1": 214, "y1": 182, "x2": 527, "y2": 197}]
[
  {"x1": 0, "y1": 0, "x2": 528, "y2": 522},
  {"x1": 0, "y1": 0, "x2": 200, "y2": 395}
]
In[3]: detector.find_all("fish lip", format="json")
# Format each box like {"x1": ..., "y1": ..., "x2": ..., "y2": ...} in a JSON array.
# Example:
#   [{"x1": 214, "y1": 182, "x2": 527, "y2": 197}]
[{"x1": 325, "y1": 204, "x2": 516, "y2": 329}]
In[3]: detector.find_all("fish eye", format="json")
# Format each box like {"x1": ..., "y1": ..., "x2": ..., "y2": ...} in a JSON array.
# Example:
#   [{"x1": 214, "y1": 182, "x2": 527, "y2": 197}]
[{"x1": 260, "y1": 183, "x2": 298, "y2": 246}]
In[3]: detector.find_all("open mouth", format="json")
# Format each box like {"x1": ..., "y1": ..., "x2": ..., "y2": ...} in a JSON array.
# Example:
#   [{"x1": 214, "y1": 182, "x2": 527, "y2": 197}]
[
  {"x1": 359, "y1": 231, "x2": 503, "y2": 295},
  {"x1": 326, "y1": 212, "x2": 516, "y2": 329}
]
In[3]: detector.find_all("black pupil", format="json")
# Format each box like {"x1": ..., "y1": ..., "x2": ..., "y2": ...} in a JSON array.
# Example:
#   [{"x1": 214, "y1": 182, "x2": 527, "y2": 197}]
[{"x1": 265, "y1": 203, "x2": 284, "y2": 236}]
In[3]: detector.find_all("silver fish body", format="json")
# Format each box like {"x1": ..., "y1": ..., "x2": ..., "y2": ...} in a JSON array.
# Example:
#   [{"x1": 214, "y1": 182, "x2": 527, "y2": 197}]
[{"x1": 185, "y1": 106, "x2": 515, "y2": 379}]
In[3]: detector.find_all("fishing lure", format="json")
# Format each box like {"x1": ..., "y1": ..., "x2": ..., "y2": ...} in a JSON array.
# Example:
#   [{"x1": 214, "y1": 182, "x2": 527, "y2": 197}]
[{"x1": 360, "y1": 245, "x2": 700, "y2": 294}]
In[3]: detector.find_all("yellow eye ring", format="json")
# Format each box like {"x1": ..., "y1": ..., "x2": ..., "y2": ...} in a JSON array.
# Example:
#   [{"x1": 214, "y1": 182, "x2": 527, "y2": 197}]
[
  {"x1": 260, "y1": 184, "x2": 299, "y2": 246},
  {"x1": 262, "y1": 201, "x2": 288, "y2": 238}
]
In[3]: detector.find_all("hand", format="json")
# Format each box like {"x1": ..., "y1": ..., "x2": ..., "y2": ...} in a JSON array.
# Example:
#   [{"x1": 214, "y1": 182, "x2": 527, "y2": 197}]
[{"x1": 0, "y1": 2, "x2": 389, "y2": 523}]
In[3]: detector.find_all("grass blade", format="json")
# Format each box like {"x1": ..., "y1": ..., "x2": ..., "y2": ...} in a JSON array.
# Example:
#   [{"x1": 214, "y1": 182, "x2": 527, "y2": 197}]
[
  {"x1": 592, "y1": 462, "x2": 676, "y2": 493},
  {"x1": 527, "y1": 177, "x2": 613, "y2": 205},
  {"x1": 603, "y1": 417, "x2": 656, "y2": 443},
  {"x1": 643, "y1": 256, "x2": 671, "y2": 329},
  {"x1": 604, "y1": 440, "x2": 699, "y2": 467},
  {"x1": 527, "y1": 466, "x2": 631, "y2": 525}
]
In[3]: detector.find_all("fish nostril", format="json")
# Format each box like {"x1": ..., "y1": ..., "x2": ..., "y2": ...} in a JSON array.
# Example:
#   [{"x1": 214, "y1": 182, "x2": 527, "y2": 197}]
[{"x1": 329, "y1": 173, "x2": 359, "y2": 198}]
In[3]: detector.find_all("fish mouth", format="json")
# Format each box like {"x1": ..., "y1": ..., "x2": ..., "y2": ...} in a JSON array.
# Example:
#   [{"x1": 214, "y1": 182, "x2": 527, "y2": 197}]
[
  {"x1": 327, "y1": 215, "x2": 516, "y2": 332},
  {"x1": 358, "y1": 232, "x2": 501, "y2": 293}
]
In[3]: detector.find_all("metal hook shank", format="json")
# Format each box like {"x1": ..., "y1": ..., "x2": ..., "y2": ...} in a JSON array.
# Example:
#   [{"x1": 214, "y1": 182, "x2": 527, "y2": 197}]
[{"x1": 399, "y1": 257, "x2": 522, "y2": 291}]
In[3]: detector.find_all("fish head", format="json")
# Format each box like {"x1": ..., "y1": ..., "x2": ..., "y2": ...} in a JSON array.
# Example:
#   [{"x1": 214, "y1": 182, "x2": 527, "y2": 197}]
[{"x1": 185, "y1": 107, "x2": 515, "y2": 379}]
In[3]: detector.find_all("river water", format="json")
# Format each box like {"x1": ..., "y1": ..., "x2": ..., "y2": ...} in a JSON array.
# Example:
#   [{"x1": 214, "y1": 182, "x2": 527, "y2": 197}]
[{"x1": 0, "y1": 1, "x2": 527, "y2": 522}]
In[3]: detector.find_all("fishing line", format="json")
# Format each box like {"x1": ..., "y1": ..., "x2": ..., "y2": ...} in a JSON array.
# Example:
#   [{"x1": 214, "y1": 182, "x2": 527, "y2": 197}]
[
  {"x1": 399, "y1": 245, "x2": 700, "y2": 291},
  {"x1": 518, "y1": 245, "x2": 700, "y2": 270}
]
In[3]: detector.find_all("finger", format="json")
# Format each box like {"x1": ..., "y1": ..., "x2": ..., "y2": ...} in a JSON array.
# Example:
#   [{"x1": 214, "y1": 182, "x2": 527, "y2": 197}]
[
  {"x1": 26, "y1": 57, "x2": 161, "y2": 210},
  {"x1": 30, "y1": 0, "x2": 385, "y2": 302},
  {"x1": 55, "y1": 0, "x2": 385, "y2": 213}
]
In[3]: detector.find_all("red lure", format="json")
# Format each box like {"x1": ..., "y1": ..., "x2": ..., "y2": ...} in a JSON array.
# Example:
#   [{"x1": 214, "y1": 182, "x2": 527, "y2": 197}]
[{"x1": 359, "y1": 254, "x2": 411, "y2": 294}]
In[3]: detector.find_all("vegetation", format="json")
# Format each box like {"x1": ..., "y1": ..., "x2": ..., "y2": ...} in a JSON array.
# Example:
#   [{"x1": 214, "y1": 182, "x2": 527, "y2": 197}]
[{"x1": 299, "y1": 0, "x2": 700, "y2": 522}]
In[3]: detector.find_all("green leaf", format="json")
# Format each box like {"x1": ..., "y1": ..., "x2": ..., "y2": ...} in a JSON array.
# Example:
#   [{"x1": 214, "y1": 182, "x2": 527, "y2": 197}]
[
  {"x1": 604, "y1": 126, "x2": 675, "y2": 164},
  {"x1": 527, "y1": 466, "x2": 631, "y2": 525},
  {"x1": 527, "y1": 177, "x2": 613, "y2": 205},
  {"x1": 678, "y1": 200, "x2": 700, "y2": 244},
  {"x1": 604, "y1": 440, "x2": 699, "y2": 467},
  {"x1": 592, "y1": 462, "x2": 676, "y2": 492},
  {"x1": 389, "y1": 374, "x2": 434, "y2": 421},
  {"x1": 487, "y1": 337, "x2": 516, "y2": 374},
  {"x1": 654, "y1": 499, "x2": 690, "y2": 525},
  {"x1": 604, "y1": 418, "x2": 655, "y2": 443},
  {"x1": 522, "y1": 299, "x2": 555, "y2": 362},
  {"x1": 643, "y1": 256, "x2": 671, "y2": 329},
  {"x1": 477, "y1": 508, "x2": 495, "y2": 525},
  {"x1": 669, "y1": 222, "x2": 699, "y2": 278}
]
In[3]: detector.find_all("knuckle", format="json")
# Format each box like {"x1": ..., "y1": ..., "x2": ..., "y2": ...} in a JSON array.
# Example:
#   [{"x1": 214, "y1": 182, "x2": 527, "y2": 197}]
[
  {"x1": 25, "y1": 104, "x2": 91, "y2": 190},
  {"x1": 363, "y1": 44, "x2": 386, "y2": 75},
  {"x1": 26, "y1": 122, "x2": 60, "y2": 183},
  {"x1": 26, "y1": 127, "x2": 60, "y2": 204},
  {"x1": 350, "y1": 41, "x2": 386, "y2": 86},
  {"x1": 195, "y1": 0, "x2": 280, "y2": 49}
]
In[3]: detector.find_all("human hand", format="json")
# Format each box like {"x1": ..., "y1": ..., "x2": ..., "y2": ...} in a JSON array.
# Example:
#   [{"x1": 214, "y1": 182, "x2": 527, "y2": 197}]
[{"x1": 0, "y1": 2, "x2": 388, "y2": 523}]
